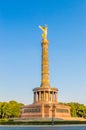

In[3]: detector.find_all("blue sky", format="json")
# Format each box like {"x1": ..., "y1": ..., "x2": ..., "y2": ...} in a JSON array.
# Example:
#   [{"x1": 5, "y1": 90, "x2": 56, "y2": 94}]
[{"x1": 0, "y1": 0, "x2": 86, "y2": 105}]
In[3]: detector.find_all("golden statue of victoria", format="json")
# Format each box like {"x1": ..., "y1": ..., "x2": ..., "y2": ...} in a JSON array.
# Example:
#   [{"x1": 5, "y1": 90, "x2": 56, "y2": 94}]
[{"x1": 38, "y1": 25, "x2": 48, "y2": 39}]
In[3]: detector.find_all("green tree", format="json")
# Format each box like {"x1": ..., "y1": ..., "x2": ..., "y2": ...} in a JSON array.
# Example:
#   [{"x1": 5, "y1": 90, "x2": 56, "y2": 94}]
[
  {"x1": 59, "y1": 102, "x2": 86, "y2": 118},
  {"x1": 2, "y1": 102, "x2": 11, "y2": 118},
  {"x1": 0, "y1": 102, "x2": 3, "y2": 118},
  {"x1": 0, "y1": 101, "x2": 24, "y2": 119},
  {"x1": 8, "y1": 100, "x2": 24, "y2": 118}
]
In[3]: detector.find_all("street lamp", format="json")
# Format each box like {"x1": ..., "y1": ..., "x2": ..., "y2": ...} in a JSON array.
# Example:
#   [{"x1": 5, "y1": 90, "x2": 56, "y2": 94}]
[{"x1": 51, "y1": 105, "x2": 56, "y2": 126}]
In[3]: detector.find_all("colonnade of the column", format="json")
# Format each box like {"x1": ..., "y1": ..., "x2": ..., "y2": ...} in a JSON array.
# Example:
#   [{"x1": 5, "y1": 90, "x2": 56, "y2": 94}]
[{"x1": 34, "y1": 91, "x2": 58, "y2": 103}]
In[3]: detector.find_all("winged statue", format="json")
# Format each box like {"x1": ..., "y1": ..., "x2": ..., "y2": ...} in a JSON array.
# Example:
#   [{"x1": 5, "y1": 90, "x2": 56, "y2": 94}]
[{"x1": 38, "y1": 25, "x2": 48, "y2": 39}]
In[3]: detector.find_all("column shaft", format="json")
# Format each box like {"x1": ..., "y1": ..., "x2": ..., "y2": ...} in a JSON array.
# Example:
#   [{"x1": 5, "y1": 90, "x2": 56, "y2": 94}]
[
  {"x1": 41, "y1": 39, "x2": 50, "y2": 88},
  {"x1": 48, "y1": 91, "x2": 50, "y2": 101},
  {"x1": 52, "y1": 91, "x2": 54, "y2": 101},
  {"x1": 34, "y1": 92, "x2": 35, "y2": 102},
  {"x1": 39, "y1": 91, "x2": 41, "y2": 101},
  {"x1": 55, "y1": 92, "x2": 58, "y2": 102},
  {"x1": 36, "y1": 92, "x2": 38, "y2": 102}
]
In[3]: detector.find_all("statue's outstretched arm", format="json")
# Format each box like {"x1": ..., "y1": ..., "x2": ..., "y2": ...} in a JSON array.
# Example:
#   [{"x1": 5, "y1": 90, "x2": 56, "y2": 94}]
[{"x1": 38, "y1": 26, "x2": 44, "y2": 32}]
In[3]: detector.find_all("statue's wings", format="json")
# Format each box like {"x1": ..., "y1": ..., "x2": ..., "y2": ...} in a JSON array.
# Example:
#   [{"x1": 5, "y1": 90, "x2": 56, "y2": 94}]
[{"x1": 38, "y1": 25, "x2": 48, "y2": 39}]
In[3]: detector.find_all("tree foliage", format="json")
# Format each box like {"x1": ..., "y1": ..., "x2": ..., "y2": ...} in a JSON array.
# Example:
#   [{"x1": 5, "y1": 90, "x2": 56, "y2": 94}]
[
  {"x1": 59, "y1": 102, "x2": 86, "y2": 118},
  {"x1": 0, "y1": 101, "x2": 24, "y2": 118}
]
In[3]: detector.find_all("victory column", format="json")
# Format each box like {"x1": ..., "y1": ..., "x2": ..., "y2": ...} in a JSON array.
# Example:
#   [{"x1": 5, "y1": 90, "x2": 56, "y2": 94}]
[{"x1": 20, "y1": 25, "x2": 70, "y2": 119}]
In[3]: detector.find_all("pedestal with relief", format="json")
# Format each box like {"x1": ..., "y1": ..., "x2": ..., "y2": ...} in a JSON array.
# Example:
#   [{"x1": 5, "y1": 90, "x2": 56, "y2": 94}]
[{"x1": 20, "y1": 26, "x2": 71, "y2": 119}]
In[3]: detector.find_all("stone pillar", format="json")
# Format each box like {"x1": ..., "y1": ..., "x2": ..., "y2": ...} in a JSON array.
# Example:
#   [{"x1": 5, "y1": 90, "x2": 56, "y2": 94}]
[
  {"x1": 48, "y1": 91, "x2": 50, "y2": 101},
  {"x1": 39, "y1": 91, "x2": 41, "y2": 101},
  {"x1": 37, "y1": 92, "x2": 38, "y2": 102},
  {"x1": 40, "y1": 39, "x2": 50, "y2": 88},
  {"x1": 54, "y1": 92, "x2": 55, "y2": 101},
  {"x1": 52, "y1": 91, "x2": 54, "y2": 101},
  {"x1": 45, "y1": 91, "x2": 48, "y2": 101},
  {"x1": 50, "y1": 91, "x2": 52, "y2": 101},
  {"x1": 37, "y1": 92, "x2": 39, "y2": 101},
  {"x1": 45, "y1": 91, "x2": 46, "y2": 101},
  {"x1": 35, "y1": 92, "x2": 38, "y2": 102},
  {"x1": 34, "y1": 92, "x2": 35, "y2": 102},
  {"x1": 44, "y1": 91, "x2": 45, "y2": 101},
  {"x1": 55, "y1": 92, "x2": 58, "y2": 102}
]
